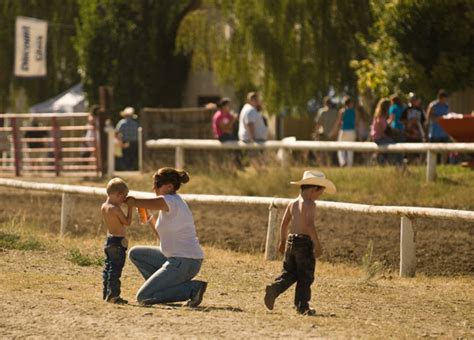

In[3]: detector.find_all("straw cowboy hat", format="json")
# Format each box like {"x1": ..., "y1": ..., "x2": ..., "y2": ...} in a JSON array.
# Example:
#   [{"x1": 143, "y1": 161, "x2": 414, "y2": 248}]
[
  {"x1": 120, "y1": 107, "x2": 136, "y2": 117},
  {"x1": 290, "y1": 170, "x2": 336, "y2": 194}
]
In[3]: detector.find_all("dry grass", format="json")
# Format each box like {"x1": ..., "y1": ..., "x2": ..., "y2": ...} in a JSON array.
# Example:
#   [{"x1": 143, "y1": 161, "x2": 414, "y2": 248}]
[{"x1": 0, "y1": 228, "x2": 473, "y2": 338}]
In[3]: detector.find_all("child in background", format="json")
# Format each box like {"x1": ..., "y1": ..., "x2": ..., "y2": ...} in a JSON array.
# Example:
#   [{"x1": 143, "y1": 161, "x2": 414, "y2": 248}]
[
  {"x1": 101, "y1": 177, "x2": 133, "y2": 304},
  {"x1": 264, "y1": 170, "x2": 336, "y2": 315}
]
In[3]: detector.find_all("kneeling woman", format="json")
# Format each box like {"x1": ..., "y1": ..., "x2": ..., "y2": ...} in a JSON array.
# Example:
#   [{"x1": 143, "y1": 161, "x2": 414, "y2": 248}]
[{"x1": 126, "y1": 168, "x2": 206, "y2": 307}]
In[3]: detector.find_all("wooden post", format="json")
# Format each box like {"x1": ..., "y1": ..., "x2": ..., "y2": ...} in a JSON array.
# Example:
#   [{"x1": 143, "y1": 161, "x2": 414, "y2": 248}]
[
  {"x1": 279, "y1": 148, "x2": 291, "y2": 168},
  {"x1": 60, "y1": 192, "x2": 75, "y2": 237},
  {"x1": 51, "y1": 117, "x2": 62, "y2": 176},
  {"x1": 106, "y1": 122, "x2": 115, "y2": 177},
  {"x1": 426, "y1": 151, "x2": 437, "y2": 182},
  {"x1": 10, "y1": 118, "x2": 21, "y2": 176},
  {"x1": 264, "y1": 202, "x2": 279, "y2": 261},
  {"x1": 93, "y1": 116, "x2": 102, "y2": 176},
  {"x1": 400, "y1": 216, "x2": 416, "y2": 277},
  {"x1": 175, "y1": 146, "x2": 184, "y2": 169},
  {"x1": 138, "y1": 126, "x2": 143, "y2": 172}
]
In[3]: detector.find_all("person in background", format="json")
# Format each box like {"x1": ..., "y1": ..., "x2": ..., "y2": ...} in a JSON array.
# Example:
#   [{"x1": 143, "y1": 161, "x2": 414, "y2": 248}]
[
  {"x1": 82, "y1": 105, "x2": 100, "y2": 158},
  {"x1": 371, "y1": 98, "x2": 401, "y2": 165},
  {"x1": 313, "y1": 96, "x2": 338, "y2": 166},
  {"x1": 238, "y1": 92, "x2": 267, "y2": 143},
  {"x1": 115, "y1": 107, "x2": 139, "y2": 171},
  {"x1": 370, "y1": 98, "x2": 393, "y2": 146},
  {"x1": 401, "y1": 92, "x2": 425, "y2": 143},
  {"x1": 426, "y1": 89, "x2": 451, "y2": 163},
  {"x1": 426, "y1": 90, "x2": 450, "y2": 143},
  {"x1": 212, "y1": 97, "x2": 237, "y2": 142},
  {"x1": 387, "y1": 95, "x2": 406, "y2": 142},
  {"x1": 336, "y1": 96, "x2": 357, "y2": 167}
]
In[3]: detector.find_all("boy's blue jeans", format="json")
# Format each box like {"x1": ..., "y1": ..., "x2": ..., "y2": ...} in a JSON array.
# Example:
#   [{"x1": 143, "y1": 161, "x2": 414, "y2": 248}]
[
  {"x1": 102, "y1": 236, "x2": 127, "y2": 300},
  {"x1": 267, "y1": 234, "x2": 315, "y2": 312},
  {"x1": 128, "y1": 245, "x2": 204, "y2": 304}
]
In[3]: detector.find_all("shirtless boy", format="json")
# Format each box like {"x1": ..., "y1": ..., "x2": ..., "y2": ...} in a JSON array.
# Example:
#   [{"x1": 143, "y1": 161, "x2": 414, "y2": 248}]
[
  {"x1": 101, "y1": 177, "x2": 133, "y2": 304},
  {"x1": 264, "y1": 170, "x2": 336, "y2": 315}
]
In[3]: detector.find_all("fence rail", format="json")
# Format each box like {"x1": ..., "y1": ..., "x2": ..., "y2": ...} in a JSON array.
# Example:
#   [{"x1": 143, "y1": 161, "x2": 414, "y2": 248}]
[
  {"x1": 0, "y1": 178, "x2": 472, "y2": 278},
  {"x1": 146, "y1": 139, "x2": 474, "y2": 182}
]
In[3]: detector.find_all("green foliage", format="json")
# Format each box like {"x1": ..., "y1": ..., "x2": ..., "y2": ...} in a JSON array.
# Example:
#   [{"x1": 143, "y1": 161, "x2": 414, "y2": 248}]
[
  {"x1": 67, "y1": 247, "x2": 103, "y2": 266},
  {"x1": 74, "y1": 0, "x2": 198, "y2": 118},
  {"x1": 353, "y1": 0, "x2": 474, "y2": 100},
  {"x1": 177, "y1": 0, "x2": 372, "y2": 114},
  {"x1": 0, "y1": 0, "x2": 80, "y2": 111},
  {"x1": 0, "y1": 231, "x2": 45, "y2": 251}
]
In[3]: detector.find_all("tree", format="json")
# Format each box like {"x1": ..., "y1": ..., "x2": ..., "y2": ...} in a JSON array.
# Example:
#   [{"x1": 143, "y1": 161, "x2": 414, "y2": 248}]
[
  {"x1": 74, "y1": 0, "x2": 199, "y2": 118},
  {"x1": 352, "y1": 0, "x2": 474, "y2": 101},
  {"x1": 0, "y1": 0, "x2": 80, "y2": 111},
  {"x1": 177, "y1": 0, "x2": 372, "y2": 115}
]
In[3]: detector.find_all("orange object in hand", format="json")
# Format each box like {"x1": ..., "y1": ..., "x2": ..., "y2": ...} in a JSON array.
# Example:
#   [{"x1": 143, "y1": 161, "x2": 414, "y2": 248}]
[{"x1": 137, "y1": 208, "x2": 149, "y2": 224}]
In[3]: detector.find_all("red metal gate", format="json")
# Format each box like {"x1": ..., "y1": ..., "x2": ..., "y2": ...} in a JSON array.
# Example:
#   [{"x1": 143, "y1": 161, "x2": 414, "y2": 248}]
[{"x1": 0, "y1": 113, "x2": 101, "y2": 177}]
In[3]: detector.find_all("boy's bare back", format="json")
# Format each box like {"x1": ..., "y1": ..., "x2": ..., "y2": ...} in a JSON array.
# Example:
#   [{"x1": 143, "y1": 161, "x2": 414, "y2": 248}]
[{"x1": 101, "y1": 202, "x2": 129, "y2": 237}]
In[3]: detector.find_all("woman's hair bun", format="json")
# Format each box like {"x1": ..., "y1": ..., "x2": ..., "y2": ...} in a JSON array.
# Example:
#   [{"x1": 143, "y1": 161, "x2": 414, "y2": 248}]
[{"x1": 178, "y1": 170, "x2": 190, "y2": 184}]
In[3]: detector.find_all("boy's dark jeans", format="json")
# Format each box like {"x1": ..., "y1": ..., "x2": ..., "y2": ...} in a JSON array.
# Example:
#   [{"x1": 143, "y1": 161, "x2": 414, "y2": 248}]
[
  {"x1": 268, "y1": 234, "x2": 315, "y2": 312},
  {"x1": 102, "y1": 236, "x2": 127, "y2": 300}
]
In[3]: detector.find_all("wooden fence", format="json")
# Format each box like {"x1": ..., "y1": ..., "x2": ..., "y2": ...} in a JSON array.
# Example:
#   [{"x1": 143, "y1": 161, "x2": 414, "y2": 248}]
[
  {"x1": 0, "y1": 178, "x2": 473, "y2": 278},
  {"x1": 0, "y1": 113, "x2": 101, "y2": 177},
  {"x1": 146, "y1": 138, "x2": 474, "y2": 182}
]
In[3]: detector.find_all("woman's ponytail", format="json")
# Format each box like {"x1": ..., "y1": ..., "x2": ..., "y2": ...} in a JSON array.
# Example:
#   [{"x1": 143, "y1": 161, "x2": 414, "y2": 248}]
[{"x1": 178, "y1": 170, "x2": 190, "y2": 184}]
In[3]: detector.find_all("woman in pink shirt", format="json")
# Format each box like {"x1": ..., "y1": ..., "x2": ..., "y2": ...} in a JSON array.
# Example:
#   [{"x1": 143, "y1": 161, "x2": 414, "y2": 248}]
[
  {"x1": 212, "y1": 97, "x2": 236, "y2": 142},
  {"x1": 371, "y1": 98, "x2": 393, "y2": 144},
  {"x1": 371, "y1": 98, "x2": 402, "y2": 164}
]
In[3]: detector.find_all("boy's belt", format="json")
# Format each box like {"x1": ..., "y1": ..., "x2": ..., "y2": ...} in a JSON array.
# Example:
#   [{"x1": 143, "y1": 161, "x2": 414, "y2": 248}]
[
  {"x1": 288, "y1": 233, "x2": 311, "y2": 241},
  {"x1": 105, "y1": 236, "x2": 128, "y2": 248}
]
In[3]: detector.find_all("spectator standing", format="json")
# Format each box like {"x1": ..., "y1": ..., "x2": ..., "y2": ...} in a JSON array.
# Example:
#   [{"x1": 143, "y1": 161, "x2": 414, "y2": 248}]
[
  {"x1": 336, "y1": 96, "x2": 357, "y2": 167},
  {"x1": 313, "y1": 96, "x2": 338, "y2": 165},
  {"x1": 212, "y1": 97, "x2": 237, "y2": 142},
  {"x1": 370, "y1": 98, "x2": 393, "y2": 145},
  {"x1": 238, "y1": 92, "x2": 267, "y2": 143},
  {"x1": 387, "y1": 95, "x2": 406, "y2": 142},
  {"x1": 426, "y1": 90, "x2": 450, "y2": 143},
  {"x1": 82, "y1": 105, "x2": 100, "y2": 158},
  {"x1": 115, "y1": 107, "x2": 139, "y2": 171},
  {"x1": 401, "y1": 92, "x2": 426, "y2": 143}
]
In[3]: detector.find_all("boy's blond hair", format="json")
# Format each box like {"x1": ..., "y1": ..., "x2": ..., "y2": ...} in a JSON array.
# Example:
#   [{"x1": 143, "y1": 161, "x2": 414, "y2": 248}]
[{"x1": 106, "y1": 177, "x2": 128, "y2": 195}]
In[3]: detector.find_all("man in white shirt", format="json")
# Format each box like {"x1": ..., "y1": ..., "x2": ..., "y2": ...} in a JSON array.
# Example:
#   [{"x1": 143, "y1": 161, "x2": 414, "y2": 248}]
[{"x1": 238, "y1": 92, "x2": 268, "y2": 142}]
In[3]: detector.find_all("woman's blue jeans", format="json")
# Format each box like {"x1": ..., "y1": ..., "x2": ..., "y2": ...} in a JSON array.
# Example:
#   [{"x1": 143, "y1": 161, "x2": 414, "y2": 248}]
[{"x1": 128, "y1": 245, "x2": 203, "y2": 304}]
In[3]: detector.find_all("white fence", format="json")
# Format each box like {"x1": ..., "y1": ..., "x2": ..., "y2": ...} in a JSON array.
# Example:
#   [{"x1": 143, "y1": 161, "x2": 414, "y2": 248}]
[
  {"x1": 0, "y1": 178, "x2": 473, "y2": 278},
  {"x1": 146, "y1": 139, "x2": 474, "y2": 182}
]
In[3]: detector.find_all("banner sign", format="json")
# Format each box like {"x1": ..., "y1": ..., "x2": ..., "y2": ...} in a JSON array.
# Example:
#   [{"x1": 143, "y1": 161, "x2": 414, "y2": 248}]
[{"x1": 14, "y1": 16, "x2": 48, "y2": 77}]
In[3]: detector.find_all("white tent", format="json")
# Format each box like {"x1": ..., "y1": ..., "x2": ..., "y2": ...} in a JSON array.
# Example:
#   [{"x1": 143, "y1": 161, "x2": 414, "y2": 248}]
[{"x1": 30, "y1": 83, "x2": 87, "y2": 113}]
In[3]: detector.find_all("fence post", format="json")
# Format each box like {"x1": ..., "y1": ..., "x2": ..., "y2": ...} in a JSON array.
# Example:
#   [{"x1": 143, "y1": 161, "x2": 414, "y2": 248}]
[
  {"x1": 175, "y1": 146, "x2": 184, "y2": 169},
  {"x1": 264, "y1": 201, "x2": 279, "y2": 260},
  {"x1": 426, "y1": 151, "x2": 437, "y2": 182},
  {"x1": 106, "y1": 123, "x2": 115, "y2": 177},
  {"x1": 10, "y1": 118, "x2": 21, "y2": 176},
  {"x1": 51, "y1": 117, "x2": 61, "y2": 176},
  {"x1": 400, "y1": 216, "x2": 416, "y2": 277},
  {"x1": 60, "y1": 192, "x2": 75, "y2": 237},
  {"x1": 138, "y1": 126, "x2": 143, "y2": 172}
]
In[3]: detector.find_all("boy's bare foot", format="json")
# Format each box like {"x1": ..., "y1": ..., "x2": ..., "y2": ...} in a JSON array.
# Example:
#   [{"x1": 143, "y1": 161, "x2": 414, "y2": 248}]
[
  {"x1": 264, "y1": 286, "x2": 277, "y2": 310},
  {"x1": 106, "y1": 296, "x2": 128, "y2": 304}
]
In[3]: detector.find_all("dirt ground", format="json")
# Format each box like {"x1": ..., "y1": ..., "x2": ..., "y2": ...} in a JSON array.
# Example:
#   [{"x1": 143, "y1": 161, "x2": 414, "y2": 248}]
[
  {"x1": 0, "y1": 188, "x2": 472, "y2": 276},
  {"x1": 0, "y1": 244, "x2": 473, "y2": 339}
]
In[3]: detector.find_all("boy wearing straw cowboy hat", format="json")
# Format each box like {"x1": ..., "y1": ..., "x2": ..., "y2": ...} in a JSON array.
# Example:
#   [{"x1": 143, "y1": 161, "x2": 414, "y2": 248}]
[{"x1": 264, "y1": 170, "x2": 336, "y2": 315}]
